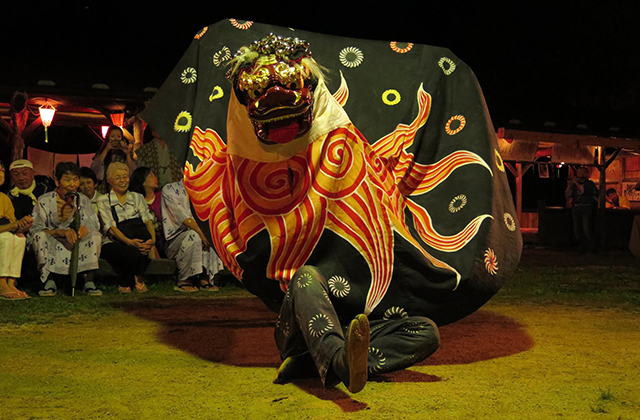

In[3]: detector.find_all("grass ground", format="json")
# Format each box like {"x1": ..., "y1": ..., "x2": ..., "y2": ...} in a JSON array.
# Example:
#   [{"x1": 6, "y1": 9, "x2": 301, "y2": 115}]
[{"x1": 1, "y1": 248, "x2": 639, "y2": 420}]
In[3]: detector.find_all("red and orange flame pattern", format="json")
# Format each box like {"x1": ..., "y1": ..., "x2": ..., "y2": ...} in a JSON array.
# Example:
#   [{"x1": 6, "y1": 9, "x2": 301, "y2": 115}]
[{"x1": 185, "y1": 85, "x2": 492, "y2": 313}]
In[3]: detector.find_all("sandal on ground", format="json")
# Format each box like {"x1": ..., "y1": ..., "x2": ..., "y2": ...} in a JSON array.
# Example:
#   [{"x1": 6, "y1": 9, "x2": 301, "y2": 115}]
[
  {"x1": 199, "y1": 282, "x2": 219, "y2": 292},
  {"x1": 37, "y1": 288, "x2": 57, "y2": 297},
  {"x1": 84, "y1": 287, "x2": 103, "y2": 296},
  {"x1": 1, "y1": 291, "x2": 31, "y2": 300},
  {"x1": 118, "y1": 286, "x2": 132, "y2": 294},
  {"x1": 174, "y1": 283, "x2": 199, "y2": 293},
  {"x1": 134, "y1": 283, "x2": 148, "y2": 293}
]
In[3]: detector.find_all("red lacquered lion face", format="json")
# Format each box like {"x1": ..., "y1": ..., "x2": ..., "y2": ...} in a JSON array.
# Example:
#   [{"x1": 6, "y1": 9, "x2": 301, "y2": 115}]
[{"x1": 226, "y1": 34, "x2": 320, "y2": 145}]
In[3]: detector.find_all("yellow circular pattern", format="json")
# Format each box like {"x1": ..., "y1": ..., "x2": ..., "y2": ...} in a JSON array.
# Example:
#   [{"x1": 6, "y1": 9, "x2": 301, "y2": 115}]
[
  {"x1": 174, "y1": 111, "x2": 192, "y2": 133},
  {"x1": 209, "y1": 86, "x2": 224, "y2": 102},
  {"x1": 382, "y1": 89, "x2": 401, "y2": 106},
  {"x1": 445, "y1": 115, "x2": 466, "y2": 135},
  {"x1": 495, "y1": 149, "x2": 505, "y2": 172}
]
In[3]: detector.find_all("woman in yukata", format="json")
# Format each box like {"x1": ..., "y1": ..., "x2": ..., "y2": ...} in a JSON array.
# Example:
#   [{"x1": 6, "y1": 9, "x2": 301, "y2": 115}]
[
  {"x1": 31, "y1": 162, "x2": 102, "y2": 296},
  {"x1": 97, "y1": 162, "x2": 155, "y2": 294},
  {"x1": 129, "y1": 167, "x2": 164, "y2": 258},
  {"x1": 0, "y1": 159, "x2": 33, "y2": 300},
  {"x1": 161, "y1": 179, "x2": 223, "y2": 292}
]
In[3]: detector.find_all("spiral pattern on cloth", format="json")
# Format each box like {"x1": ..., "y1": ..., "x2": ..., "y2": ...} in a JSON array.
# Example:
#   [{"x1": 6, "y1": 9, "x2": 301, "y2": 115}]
[
  {"x1": 312, "y1": 131, "x2": 366, "y2": 200},
  {"x1": 235, "y1": 155, "x2": 311, "y2": 215}
]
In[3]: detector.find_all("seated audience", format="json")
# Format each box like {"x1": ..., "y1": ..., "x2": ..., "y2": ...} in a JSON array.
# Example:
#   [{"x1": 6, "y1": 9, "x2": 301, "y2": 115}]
[
  {"x1": 31, "y1": 162, "x2": 103, "y2": 297},
  {"x1": 9, "y1": 159, "x2": 55, "y2": 221},
  {"x1": 129, "y1": 167, "x2": 164, "y2": 257},
  {"x1": 97, "y1": 162, "x2": 155, "y2": 294},
  {"x1": 605, "y1": 188, "x2": 631, "y2": 209},
  {"x1": 9, "y1": 159, "x2": 56, "y2": 287},
  {"x1": 0, "y1": 160, "x2": 33, "y2": 300},
  {"x1": 79, "y1": 166, "x2": 102, "y2": 214},
  {"x1": 135, "y1": 127, "x2": 183, "y2": 188},
  {"x1": 162, "y1": 179, "x2": 223, "y2": 292}
]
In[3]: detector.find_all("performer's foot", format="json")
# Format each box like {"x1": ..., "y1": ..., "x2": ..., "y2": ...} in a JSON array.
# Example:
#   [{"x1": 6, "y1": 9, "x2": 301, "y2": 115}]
[
  {"x1": 273, "y1": 352, "x2": 316, "y2": 384},
  {"x1": 331, "y1": 313, "x2": 370, "y2": 393}
]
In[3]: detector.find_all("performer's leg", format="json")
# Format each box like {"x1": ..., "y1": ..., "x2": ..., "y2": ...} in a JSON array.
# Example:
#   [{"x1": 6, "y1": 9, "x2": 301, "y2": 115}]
[
  {"x1": 367, "y1": 317, "x2": 440, "y2": 376},
  {"x1": 274, "y1": 265, "x2": 369, "y2": 393}
]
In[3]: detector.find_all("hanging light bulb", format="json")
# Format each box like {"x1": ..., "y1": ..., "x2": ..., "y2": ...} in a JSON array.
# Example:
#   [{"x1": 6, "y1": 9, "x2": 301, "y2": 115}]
[{"x1": 39, "y1": 101, "x2": 56, "y2": 143}]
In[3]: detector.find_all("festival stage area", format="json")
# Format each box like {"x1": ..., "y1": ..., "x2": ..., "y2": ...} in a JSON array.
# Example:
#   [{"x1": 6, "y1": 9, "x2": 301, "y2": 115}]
[{"x1": 1, "y1": 249, "x2": 639, "y2": 420}]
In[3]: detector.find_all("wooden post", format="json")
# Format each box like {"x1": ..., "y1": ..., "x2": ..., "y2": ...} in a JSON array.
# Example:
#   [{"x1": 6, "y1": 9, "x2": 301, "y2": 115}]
[
  {"x1": 516, "y1": 162, "x2": 523, "y2": 222},
  {"x1": 598, "y1": 147, "x2": 607, "y2": 248}
]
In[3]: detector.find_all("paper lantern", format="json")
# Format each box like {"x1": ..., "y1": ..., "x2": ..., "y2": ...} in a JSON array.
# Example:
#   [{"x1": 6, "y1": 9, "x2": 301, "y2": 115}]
[{"x1": 39, "y1": 102, "x2": 56, "y2": 143}]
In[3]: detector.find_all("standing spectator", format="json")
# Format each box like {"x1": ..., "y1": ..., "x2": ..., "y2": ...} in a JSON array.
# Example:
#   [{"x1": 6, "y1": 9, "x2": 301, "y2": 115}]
[
  {"x1": 129, "y1": 167, "x2": 164, "y2": 258},
  {"x1": 79, "y1": 167, "x2": 102, "y2": 215},
  {"x1": 91, "y1": 126, "x2": 136, "y2": 186},
  {"x1": 31, "y1": 162, "x2": 102, "y2": 296},
  {"x1": 135, "y1": 128, "x2": 183, "y2": 188},
  {"x1": 0, "y1": 160, "x2": 33, "y2": 300},
  {"x1": 162, "y1": 179, "x2": 223, "y2": 292},
  {"x1": 605, "y1": 188, "x2": 630, "y2": 209},
  {"x1": 97, "y1": 162, "x2": 155, "y2": 294},
  {"x1": 565, "y1": 166, "x2": 599, "y2": 252}
]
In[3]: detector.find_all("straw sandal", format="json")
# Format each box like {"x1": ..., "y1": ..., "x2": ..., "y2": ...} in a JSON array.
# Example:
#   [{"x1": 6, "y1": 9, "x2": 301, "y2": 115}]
[{"x1": 174, "y1": 282, "x2": 199, "y2": 293}]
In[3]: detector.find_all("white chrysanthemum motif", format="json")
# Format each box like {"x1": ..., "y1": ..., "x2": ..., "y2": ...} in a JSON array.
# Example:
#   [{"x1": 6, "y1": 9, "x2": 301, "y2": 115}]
[
  {"x1": 322, "y1": 289, "x2": 332, "y2": 303},
  {"x1": 173, "y1": 111, "x2": 192, "y2": 133},
  {"x1": 339, "y1": 47, "x2": 364, "y2": 68},
  {"x1": 383, "y1": 306, "x2": 408, "y2": 320},
  {"x1": 448, "y1": 194, "x2": 468, "y2": 213},
  {"x1": 229, "y1": 19, "x2": 253, "y2": 30},
  {"x1": 281, "y1": 319, "x2": 290, "y2": 337},
  {"x1": 328, "y1": 275, "x2": 351, "y2": 298},
  {"x1": 368, "y1": 347, "x2": 387, "y2": 374},
  {"x1": 402, "y1": 322, "x2": 427, "y2": 334},
  {"x1": 296, "y1": 272, "x2": 313, "y2": 288},
  {"x1": 213, "y1": 47, "x2": 231, "y2": 67},
  {"x1": 382, "y1": 89, "x2": 401, "y2": 106},
  {"x1": 484, "y1": 248, "x2": 499, "y2": 275},
  {"x1": 308, "y1": 313, "x2": 334, "y2": 337},
  {"x1": 180, "y1": 67, "x2": 197, "y2": 84},
  {"x1": 438, "y1": 57, "x2": 456, "y2": 75},
  {"x1": 504, "y1": 212, "x2": 517, "y2": 231}
]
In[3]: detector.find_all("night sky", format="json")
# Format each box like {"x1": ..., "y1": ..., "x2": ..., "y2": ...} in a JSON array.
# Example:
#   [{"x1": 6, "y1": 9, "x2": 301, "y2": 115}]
[{"x1": 2, "y1": 2, "x2": 639, "y2": 135}]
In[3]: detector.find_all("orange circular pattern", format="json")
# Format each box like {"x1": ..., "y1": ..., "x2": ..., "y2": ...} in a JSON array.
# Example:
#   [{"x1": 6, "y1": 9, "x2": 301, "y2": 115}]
[
  {"x1": 194, "y1": 27, "x2": 208, "y2": 39},
  {"x1": 229, "y1": 19, "x2": 253, "y2": 30},
  {"x1": 390, "y1": 42, "x2": 414, "y2": 53},
  {"x1": 445, "y1": 115, "x2": 466, "y2": 135}
]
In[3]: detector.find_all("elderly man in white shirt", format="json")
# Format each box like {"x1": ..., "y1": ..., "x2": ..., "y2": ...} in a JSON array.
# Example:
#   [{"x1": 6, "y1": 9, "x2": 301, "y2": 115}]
[
  {"x1": 96, "y1": 162, "x2": 155, "y2": 293},
  {"x1": 162, "y1": 179, "x2": 223, "y2": 292}
]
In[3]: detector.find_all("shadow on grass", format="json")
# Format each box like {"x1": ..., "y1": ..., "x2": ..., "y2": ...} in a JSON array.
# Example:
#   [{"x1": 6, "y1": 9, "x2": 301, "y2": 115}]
[{"x1": 117, "y1": 296, "x2": 533, "y2": 410}]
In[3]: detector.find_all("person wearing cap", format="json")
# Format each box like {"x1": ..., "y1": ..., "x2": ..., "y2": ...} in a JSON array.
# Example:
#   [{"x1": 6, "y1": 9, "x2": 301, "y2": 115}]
[
  {"x1": 9, "y1": 159, "x2": 55, "y2": 221},
  {"x1": 0, "y1": 159, "x2": 33, "y2": 300}
]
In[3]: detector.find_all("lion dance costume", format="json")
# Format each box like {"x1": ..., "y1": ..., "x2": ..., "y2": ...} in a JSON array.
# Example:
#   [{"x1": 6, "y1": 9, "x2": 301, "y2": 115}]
[{"x1": 142, "y1": 20, "x2": 522, "y2": 393}]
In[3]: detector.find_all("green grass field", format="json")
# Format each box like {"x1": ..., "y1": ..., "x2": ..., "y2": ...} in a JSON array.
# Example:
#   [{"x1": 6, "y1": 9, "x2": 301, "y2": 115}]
[{"x1": 1, "y1": 252, "x2": 639, "y2": 420}]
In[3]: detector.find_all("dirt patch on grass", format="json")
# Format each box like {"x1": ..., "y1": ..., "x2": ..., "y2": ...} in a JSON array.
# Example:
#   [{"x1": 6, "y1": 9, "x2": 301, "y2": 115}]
[{"x1": 117, "y1": 297, "x2": 534, "y2": 374}]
